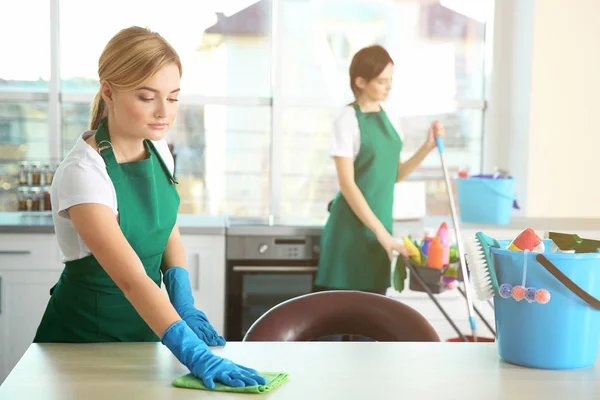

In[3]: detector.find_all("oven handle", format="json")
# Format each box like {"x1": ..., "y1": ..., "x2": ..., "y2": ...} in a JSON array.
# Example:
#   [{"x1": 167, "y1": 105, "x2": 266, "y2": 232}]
[{"x1": 232, "y1": 266, "x2": 318, "y2": 273}]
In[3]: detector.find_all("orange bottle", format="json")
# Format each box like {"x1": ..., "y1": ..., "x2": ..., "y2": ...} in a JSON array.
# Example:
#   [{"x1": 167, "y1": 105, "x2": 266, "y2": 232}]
[{"x1": 427, "y1": 237, "x2": 444, "y2": 269}]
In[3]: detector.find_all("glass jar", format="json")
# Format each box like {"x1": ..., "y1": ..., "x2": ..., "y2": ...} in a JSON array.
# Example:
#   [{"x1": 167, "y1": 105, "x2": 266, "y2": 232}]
[
  {"x1": 18, "y1": 192, "x2": 28, "y2": 211},
  {"x1": 18, "y1": 163, "x2": 29, "y2": 185},
  {"x1": 31, "y1": 165, "x2": 41, "y2": 186},
  {"x1": 44, "y1": 190, "x2": 52, "y2": 211},
  {"x1": 31, "y1": 190, "x2": 41, "y2": 211},
  {"x1": 25, "y1": 191, "x2": 34, "y2": 211},
  {"x1": 45, "y1": 164, "x2": 54, "y2": 186}
]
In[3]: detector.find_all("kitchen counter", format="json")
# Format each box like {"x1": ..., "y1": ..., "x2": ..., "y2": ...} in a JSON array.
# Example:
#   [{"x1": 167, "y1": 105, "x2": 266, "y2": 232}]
[
  {"x1": 1, "y1": 342, "x2": 597, "y2": 399},
  {"x1": 0, "y1": 212, "x2": 228, "y2": 234},
  {"x1": 1, "y1": 211, "x2": 599, "y2": 236},
  {"x1": 0, "y1": 212, "x2": 56, "y2": 234},
  {"x1": 393, "y1": 216, "x2": 600, "y2": 238}
]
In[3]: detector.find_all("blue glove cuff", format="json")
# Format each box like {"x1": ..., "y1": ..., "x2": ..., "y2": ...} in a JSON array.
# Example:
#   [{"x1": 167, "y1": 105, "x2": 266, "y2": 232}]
[
  {"x1": 163, "y1": 266, "x2": 190, "y2": 290},
  {"x1": 163, "y1": 266, "x2": 197, "y2": 317},
  {"x1": 161, "y1": 320, "x2": 210, "y2": 370},
  {"x1": 161, "y1": 319, "x2": 187, "y2": 346}
]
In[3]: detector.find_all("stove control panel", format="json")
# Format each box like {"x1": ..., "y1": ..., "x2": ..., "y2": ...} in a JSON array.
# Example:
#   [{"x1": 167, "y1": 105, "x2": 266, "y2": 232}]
[{"x1": 227, "y1": 235, "x2": 321, "y2": 260}]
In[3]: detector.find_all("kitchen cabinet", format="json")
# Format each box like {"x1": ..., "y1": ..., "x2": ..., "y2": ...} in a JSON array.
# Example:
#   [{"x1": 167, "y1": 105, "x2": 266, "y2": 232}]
[
  {"x1": 0, "y1": 270, "x2": 63, "y2": 384},
  {"x1": 178, "y1": 233, "x2": 226, "y2": 337},
  {"x1": 0, "y1": 231, "x2": 227, "y2": 384},
  {"x1": 0, "y1": 234, "x2": 63, "y2": 384},
  {"x1": 391, "y1": 288, "x2": 496, "y2": 341}
]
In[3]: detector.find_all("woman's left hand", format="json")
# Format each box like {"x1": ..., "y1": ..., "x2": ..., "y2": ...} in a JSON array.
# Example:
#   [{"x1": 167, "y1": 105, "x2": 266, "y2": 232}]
[
  {"x1": 185, "y1": 312, "x2": 227, "y2": 347},
  {"x1": 425, "y1": 120, "x2": 445, "y2": 151}
]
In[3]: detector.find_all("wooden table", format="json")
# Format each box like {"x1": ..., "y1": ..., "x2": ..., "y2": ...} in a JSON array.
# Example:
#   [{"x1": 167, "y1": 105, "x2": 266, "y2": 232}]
[{"x1": 0, "y1": 342, "x2": 598, "y2": 399}]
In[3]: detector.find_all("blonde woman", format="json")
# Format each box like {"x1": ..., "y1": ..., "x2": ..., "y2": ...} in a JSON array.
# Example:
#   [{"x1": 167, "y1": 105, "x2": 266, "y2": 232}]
[{"x1": 33, "y1": 26, "x2": 266, "y2": 389}]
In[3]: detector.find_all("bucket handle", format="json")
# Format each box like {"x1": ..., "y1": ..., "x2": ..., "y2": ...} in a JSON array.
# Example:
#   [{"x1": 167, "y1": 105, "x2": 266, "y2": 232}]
[{"x1": 536, "y1": 254, "x2": 600, "y2": 310}]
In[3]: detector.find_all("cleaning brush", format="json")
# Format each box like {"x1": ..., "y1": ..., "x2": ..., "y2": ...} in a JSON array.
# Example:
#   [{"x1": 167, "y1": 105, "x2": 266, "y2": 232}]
[
  {"x1": 436, "y1": 136, "x2": 478, "y2": 342},
  {"x1": 465, "y1": 232, "x2": 501, "y2": 301}
]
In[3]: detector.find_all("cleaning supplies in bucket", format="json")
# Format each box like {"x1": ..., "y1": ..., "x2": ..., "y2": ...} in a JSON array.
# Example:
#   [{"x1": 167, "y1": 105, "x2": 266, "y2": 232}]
[
  {"x1": 499, "y1": 229, "x2": 549, "y2": 303},
  {"x1": 456, "y1": 172, "x2": 519, "y2": 225},
  {"x1": 490, "y1": 231, "x2": 600, "y2": 370},
  {"x1": 497, "y1": 249, "x2": 551, "y2": 304},
  {"x1": 507, "y1": 228, "x2": 545, "y2": 252},
  {"x1": 393, "y1": 223, "x2": 462, "y2": 294},
  {"x1": 465, "y1": 232, "x2": 500, "y2": 301},
  {"x1": 426, "y1": 237, "x2": 444, "y2": 269},
  {"x1": 547, "y1": 231, "x2": 600, "y2": 253}
]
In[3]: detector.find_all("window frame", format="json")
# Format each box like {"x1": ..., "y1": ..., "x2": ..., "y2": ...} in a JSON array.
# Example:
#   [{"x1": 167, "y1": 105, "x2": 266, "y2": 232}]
[{"x1": 0, "y1": 0, "x2": 492, "y2": 219}]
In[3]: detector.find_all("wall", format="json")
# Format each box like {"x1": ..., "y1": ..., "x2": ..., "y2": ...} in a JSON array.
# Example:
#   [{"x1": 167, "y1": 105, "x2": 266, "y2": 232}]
[{"x1": 485, "y1": 0, "x2": 600, "y2": 218}]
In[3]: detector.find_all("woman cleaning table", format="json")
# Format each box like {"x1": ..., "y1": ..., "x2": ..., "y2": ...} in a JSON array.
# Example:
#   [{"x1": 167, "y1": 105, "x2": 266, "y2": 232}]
[{"x1": 33, "y1": 26, "x2": 266, "y2": 390}]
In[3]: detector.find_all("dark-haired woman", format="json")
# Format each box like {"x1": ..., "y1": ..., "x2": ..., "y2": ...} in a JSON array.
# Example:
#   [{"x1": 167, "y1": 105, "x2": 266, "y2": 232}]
[{"x1": 314, "y1": 45, "x2": 445, "y2": 295}]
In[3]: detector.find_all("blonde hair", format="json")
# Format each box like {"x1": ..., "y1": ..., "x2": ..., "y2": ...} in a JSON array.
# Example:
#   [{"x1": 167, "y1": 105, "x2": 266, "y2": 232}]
[{"x1": 90, "y1": 26, "x2": 182, "y2": 130}]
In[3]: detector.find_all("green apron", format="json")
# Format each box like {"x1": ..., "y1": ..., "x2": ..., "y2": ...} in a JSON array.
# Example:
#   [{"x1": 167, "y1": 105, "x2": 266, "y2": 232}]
[
  {"x1": 34, "y1": 118, "x2": 180, "y2": 343},
  {"x1": 315, "y1": 104, "x2": 403, "y2": 291}
]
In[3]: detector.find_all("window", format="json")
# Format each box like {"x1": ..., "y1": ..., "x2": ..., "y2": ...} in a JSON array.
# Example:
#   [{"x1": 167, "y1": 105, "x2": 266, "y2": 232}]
[
  {"x1": 0, "y1": 1, "x2": 51, "y2": 92},
  {"x1": 0, "y1": 101, "x2": 50, "y2": 211},
  {"x1": 59, "y1": 0, "x2": 271, "y2": 97},
  {"x1": 277, "y1": 0, "x2": 492, "y2": 218},
  {"x1": 0, "y1": 1, "x2": 52, "y2": 212},
  {"x1": 61, "y1": 103, "x2": 272, "y2": 216},
  {"x1": 58, "y1": 0, "x2": 273, "y2": 217},
  {"x1": 169, "y1": 105, "x2": 271, "y2": 216},
  {"x1": 0, "y1": 0, "x2": 494, "y2": 218},
  {"x1": 280, "y1": 107, "x2": 337, "y2": 219}
]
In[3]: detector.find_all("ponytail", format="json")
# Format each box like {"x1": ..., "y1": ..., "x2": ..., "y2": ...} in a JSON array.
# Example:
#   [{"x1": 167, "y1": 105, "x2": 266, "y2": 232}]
[{"x1": 89, "y1": 91, "x2": 107, "y2": 130}]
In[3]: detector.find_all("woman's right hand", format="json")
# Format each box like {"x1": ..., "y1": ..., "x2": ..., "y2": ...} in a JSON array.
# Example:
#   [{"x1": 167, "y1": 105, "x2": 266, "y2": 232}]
[
  {"x1": 377, "y1": 232, "x2": 409, "y2": 261},
  {"x1": 162, "y1": 320, "x2": 266, "y2": 389}
]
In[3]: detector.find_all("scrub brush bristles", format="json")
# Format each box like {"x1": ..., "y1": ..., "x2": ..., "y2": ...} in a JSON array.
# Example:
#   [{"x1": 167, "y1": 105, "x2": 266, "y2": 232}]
[{"x1": 465, "y1": 233, "x2": 498, "y2": 301}]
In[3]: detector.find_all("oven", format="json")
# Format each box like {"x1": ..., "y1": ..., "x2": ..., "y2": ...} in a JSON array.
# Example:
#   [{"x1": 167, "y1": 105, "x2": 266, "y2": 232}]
[{"x1": 225, "y1": 229, "x2": 321, "y2": 341}]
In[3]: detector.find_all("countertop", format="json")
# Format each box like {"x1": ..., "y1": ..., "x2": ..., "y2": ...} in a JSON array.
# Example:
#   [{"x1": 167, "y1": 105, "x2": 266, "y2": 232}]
[
  {"x1": 0, "y1": 212, "x2": 229, "y2": 235},
  {"x1": 1, "y1": 211, "x2": 599, "y2": 237},
  {"x1": 0, "y1": 342, "x2": 597, "y2": 399}
]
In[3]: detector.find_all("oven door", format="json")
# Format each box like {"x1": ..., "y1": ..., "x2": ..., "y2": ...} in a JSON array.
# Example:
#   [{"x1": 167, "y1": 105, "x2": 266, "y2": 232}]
[{"x1": 225, "y1": 261, "x2": 317, "y2": 341}]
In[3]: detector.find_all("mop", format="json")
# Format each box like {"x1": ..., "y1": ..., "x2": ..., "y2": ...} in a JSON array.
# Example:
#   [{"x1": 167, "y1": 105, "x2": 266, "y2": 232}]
[{"x1": 436, "y1": 136, "x2": 478, "y2": 342}]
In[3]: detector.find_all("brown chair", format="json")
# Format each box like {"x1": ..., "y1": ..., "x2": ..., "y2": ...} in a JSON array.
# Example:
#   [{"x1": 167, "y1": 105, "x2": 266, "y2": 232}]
[{"x1": 243, "y1": 290, "x2": 441, "y2": 342}]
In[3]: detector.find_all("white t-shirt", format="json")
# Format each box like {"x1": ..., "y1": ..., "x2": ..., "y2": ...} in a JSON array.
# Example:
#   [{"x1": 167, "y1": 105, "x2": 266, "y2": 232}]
[
  {"x1": 51, "y1": 130, "x2": 175, "y2": 262},
  {"x1": 330, "y1": 105, "x2": 404, "y2": 159}
]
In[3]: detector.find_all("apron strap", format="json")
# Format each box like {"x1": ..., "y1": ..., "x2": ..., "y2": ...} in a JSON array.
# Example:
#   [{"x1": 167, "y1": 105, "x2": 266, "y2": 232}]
[
  {"x1": 352, "y1": 103, "x2": 395, "y2": 139},
  {"x1": 145, "y1": 140, "x2": 179, "y2": 185},
  {"x1": 377, "y1": 111, "x2": 400, "y2": 140},
  {"x1": 95, "y1": 118, "x2": 119, "y2": 169},
  {"x1": 94, "y1": 118, "x2": 177, "y2": 184}
]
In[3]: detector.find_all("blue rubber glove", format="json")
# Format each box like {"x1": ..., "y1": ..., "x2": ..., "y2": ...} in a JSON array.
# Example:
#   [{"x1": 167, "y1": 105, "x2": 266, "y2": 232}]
[
  {"x1": 163, "y1": 267, "x2": 226, "y2": 346},
  {"x1": 162, "y1": 320, "x2": 266, "y2": 389}
]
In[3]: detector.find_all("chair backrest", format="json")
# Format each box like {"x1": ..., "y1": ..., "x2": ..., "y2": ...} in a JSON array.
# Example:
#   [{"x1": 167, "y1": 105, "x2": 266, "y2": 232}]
[{"x1": 243, "y1": 290, "x2": 441, "y2": 342}]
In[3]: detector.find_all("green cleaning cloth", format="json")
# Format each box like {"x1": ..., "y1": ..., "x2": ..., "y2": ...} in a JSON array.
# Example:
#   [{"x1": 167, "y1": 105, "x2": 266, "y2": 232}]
[{"x1": 172, "y1": 372, "x2": 289, "y2": 394}]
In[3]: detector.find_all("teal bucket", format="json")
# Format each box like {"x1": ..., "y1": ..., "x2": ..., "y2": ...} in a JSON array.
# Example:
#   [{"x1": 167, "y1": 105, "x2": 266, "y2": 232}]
[
  {"x1": 491, "y1": 240, "x2": 600, "y2": 369},
  {"x1": 456, "y1": 177, "x2": 516, "y2": 225}
]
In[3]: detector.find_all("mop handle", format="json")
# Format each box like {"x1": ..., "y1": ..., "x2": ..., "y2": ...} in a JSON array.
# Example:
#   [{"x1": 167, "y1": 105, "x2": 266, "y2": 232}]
[{"x1": 436, "y1": 137, "x2": 478, "y2": 341}]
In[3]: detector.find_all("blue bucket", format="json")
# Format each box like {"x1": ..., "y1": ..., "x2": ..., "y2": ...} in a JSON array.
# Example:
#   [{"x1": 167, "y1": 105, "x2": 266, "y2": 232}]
[
  {"x1": 456, "y1": 177, "x2": 517, "y2": 225},
  {"x1": 491, "y1": 240, "x2": 600, "y2": 369}
]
